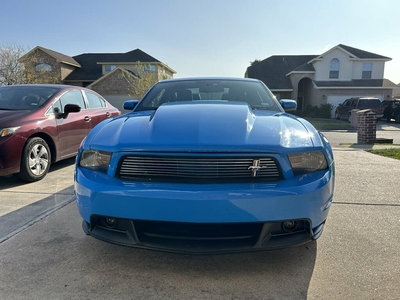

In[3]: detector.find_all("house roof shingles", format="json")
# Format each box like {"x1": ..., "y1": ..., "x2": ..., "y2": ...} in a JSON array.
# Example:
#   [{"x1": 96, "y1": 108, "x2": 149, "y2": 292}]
[
  {"x1": 20, "y1": 46, "x2": 81, "y2": 67},
  {"x1": 338, "y1": 44, "x2": 391, "y2": 60},
  {"x1": 246, "y1": 44, "x2": 392, "y2": 90},
  {"x1": 97, "y1": 49, "x2": 161, "y2": 63},
  {"x1": 246, "y1": 55, "x2": 317, "y2": 90},
  {"x1": 314, "y1": 79, "x2": 398, "y2": 88},
  {"x1": 65, "y1": 49, "x2": 160, "y2": 82}
]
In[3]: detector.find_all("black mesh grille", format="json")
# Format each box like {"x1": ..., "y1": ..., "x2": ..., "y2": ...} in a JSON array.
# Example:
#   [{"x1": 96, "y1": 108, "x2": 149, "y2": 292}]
[{"x1": 118, "y1": 156, "x2": 282, "y2": 183}]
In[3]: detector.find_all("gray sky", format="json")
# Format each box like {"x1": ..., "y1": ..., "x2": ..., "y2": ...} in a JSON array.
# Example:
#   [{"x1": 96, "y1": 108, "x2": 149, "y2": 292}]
[{"x1": 2, "y1": 0, "x2": 400, "y2": 83}]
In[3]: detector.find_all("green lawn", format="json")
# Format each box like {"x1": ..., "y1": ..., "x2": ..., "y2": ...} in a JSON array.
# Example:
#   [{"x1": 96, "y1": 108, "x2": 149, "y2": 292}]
[
  {"x1": 366, "y1": 148, "x2": 400, "y2": 160},
  {"x1": 304, "y1": 118, "x2": 352, "y2": 130},
  {"x1": 304, "y1": 117, "x2": 400, "y2": 160}
]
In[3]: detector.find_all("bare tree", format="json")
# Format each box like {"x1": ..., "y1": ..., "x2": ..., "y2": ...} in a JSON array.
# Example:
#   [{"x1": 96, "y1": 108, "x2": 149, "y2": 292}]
[
  {"x1": 121, "y1": 62, "x2": 160, "y2": 99},
  {"x1": 0, "y1": 44, "x2": 28, "y2": 86}
]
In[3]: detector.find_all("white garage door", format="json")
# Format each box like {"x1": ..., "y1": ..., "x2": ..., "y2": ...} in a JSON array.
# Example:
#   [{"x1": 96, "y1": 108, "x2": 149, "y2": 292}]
[{"x1": 327, "y1": 96, "x2": 352, "y2": 118}]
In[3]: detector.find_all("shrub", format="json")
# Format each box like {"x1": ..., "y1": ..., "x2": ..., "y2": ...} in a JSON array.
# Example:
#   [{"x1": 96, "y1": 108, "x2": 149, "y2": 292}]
[{"x1": 304, "y1": 103, "x2": 334, "y2": 118}]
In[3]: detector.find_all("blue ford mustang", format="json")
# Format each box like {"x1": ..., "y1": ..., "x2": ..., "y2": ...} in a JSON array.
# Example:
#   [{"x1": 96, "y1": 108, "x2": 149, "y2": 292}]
[{"x1": 74, "y1": 78, "x2": 334, "y2": 254}]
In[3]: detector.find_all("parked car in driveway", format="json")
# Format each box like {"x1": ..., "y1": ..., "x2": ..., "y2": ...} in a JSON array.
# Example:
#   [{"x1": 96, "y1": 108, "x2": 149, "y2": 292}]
[
  {"x1": 75, "y1": 77, "x2": 335, "y2": 254},
  {"x1": 0, "y1": 84, "x2": 120, "y2": 182},
  {"x1": 334, "y1": 97, "x2": 383, "y2": 122},
  {"x1": 382, "y1": 99, "x2": 400, "y2": 123}
]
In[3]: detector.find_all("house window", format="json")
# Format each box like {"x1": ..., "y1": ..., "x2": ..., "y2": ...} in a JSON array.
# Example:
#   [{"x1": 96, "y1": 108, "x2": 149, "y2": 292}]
[
  {"x1": 329, "y1": 58, "x2": 339, "y2": 79},
  {"x1": 145, "y1": 65, "x2": 156, "y2": 72},
  {"x1": 105, "y1": 65, "x2": 116, "y2": 72},
  {"x1": 35, "y1": 64, "x2": 52, "y2": 72},
  {"x1": 362, "y1": 63, "x2": 372, "y2": 79}
]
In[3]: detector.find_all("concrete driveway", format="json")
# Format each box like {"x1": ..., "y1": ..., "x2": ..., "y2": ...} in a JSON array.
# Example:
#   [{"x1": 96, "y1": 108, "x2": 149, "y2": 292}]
[{"x1": 0, "y1": 131, "x2": 399, "y2": 299}]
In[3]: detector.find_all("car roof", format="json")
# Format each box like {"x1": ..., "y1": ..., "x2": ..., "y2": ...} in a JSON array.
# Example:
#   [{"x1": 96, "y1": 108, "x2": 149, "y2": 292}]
[
  {"x1": 1, "y1": 84, "x2": 90, "y2": 91},
  {"x1": 158, "y1": 77, "x2": 263, "y2": 83}
]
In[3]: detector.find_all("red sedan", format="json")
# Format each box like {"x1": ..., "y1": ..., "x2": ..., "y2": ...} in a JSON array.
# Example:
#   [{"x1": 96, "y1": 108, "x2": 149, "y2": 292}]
[{"x1": 0, "y1": 84, "x2": 120, "y2": 182}]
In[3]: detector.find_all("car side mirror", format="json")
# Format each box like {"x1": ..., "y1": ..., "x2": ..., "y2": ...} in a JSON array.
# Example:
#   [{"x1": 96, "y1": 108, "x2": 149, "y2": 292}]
[
  {"x1": 56, "y1": 104, "x2": 81, "y2": 119},
  {"x1": 123, "y1": 100, "x2": 139, "y2": 110},
  {"x1": 279, "y1": 99, "x2": 297, "y2": 112}
]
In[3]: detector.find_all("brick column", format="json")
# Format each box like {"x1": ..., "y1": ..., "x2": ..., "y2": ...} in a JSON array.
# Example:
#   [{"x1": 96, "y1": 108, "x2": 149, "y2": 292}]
[{"x1": 356, "y1": 109, "x2": 376, "y2": 144}]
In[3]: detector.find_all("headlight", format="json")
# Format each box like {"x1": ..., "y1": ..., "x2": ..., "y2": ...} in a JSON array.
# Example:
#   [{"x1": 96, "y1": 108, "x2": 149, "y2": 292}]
[
  {"x1": 288, "y1": 151, "x2": 328, "y2": 176},
  {"x1": 79, "y1": 150, "x2": 111, "y2": 173},
  {"x1": 0, "y1": 126, "x2": 21, "y2": 137}
]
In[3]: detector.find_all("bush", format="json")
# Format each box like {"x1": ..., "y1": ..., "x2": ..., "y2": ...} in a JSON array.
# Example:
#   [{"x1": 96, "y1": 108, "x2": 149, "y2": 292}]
[{"x1": 304, "y1": 103, "x2": 334, "y2": 118}]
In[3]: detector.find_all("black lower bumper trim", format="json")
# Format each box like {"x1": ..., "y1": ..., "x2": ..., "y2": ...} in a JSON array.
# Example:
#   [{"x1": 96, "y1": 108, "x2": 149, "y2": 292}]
[{"x1": 82, "y1": 216, "x2": 325, "y2": 254}]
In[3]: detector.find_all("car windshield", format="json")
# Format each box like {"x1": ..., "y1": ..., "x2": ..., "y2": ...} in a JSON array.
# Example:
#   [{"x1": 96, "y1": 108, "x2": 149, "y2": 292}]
[
  {"x1": 0, "y1": 86, "x2": 60, "y2": 110},
  {"x1": 358, "y1": 99, "x2": 381, "y2": 108},
  {"x1": 135, "y1": 79, "x2": 282, "y2": 112}
]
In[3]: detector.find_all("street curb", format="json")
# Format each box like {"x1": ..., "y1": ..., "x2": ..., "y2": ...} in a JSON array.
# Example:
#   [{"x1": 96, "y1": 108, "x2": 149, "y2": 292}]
[{"x1": 0, "y1": 188, "x2": 75, "y2": 244}]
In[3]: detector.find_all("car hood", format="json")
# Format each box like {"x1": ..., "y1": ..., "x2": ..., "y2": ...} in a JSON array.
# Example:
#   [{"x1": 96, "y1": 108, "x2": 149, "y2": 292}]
[
  {"x1": 86, "y1": 101, "x2": 320, "y2": 152},
  {"x1": 0, "y1": 110, "x2": 31, "y2": 127}
]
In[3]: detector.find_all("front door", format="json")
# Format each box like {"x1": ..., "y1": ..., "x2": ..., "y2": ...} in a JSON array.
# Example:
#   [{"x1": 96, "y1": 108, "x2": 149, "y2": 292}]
[{"x1": 55, "y1": 90, "x2": 91, "y2": 159}]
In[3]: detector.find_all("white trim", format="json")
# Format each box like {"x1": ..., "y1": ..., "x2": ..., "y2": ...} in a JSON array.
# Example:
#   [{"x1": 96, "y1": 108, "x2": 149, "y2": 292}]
[{"x1": 286, "y1": 71, "x2": 315, "y2": 76}]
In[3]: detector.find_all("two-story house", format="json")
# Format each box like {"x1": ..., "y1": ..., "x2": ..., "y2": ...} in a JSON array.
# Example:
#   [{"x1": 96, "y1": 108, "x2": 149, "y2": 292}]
[
  {"x1": 19, "y1": 46, "x2": 176, "y2": 110},
  {"x1": 245, "y1": 44, "x2": 397, "y2": 117}
]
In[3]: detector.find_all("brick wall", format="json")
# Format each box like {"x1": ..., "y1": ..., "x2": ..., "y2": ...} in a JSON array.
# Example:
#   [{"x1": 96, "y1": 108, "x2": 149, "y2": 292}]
[
  {"x1": 21, "y1": 49, "x2": 62, "y2": 83},
  {"x1": 90, "y1": 70, "x2": 136, "y2": 96},
  {"x1": 356, "y1": 109, "x2": 377, "y2": 144}
]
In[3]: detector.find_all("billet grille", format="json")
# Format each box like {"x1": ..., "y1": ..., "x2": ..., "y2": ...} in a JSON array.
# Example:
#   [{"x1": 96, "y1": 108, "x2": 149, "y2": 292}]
[{"x1": 118, "y1": 156, "x2": 282, "y2": 183}]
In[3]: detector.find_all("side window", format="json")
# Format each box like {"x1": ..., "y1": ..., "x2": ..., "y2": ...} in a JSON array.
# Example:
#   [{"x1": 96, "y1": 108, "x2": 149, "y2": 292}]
[
  {"x1": 60, "y1": 91, "x2": 86, "y2": 110},
  {"x1": 343, "y1": 100, "x2": 350, "y2": 107},
  {"x1": 53, "y1": 99, "x2": 62, "y2": 114},
  {"x1": 86, "y1": 91, "x2": 106, "y2": 109}
]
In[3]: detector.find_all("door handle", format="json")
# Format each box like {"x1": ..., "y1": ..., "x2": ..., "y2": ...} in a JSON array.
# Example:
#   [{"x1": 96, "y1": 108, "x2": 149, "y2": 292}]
[
  {"x1": 84, "y1": 116, "x2": 91, "y2": 122},
  {"x1": 106, "y1": 112, "x2": 111, "y2": 117}
]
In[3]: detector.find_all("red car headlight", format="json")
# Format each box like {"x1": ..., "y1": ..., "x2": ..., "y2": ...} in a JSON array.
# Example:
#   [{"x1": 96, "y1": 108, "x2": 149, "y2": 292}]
[{"x1": 0, "y1": 126, "x2": 21, "y2": 137}]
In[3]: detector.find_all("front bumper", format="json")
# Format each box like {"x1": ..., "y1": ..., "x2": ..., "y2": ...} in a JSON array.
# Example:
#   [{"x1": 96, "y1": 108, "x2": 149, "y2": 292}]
[
  {"x1": 82, "y1": 217, "x2": 325, "y2": 254},
  {"x1": 75, "y1": 167, "x2": 334, "y2": 253}
]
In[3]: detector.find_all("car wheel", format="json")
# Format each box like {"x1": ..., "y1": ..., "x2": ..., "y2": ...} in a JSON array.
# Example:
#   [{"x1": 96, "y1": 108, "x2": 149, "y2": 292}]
[
  {"x1": 335, "y1": 110, "x2": 340, "y2": 120},
  {"x1": 17, "y1": 137, "x2": 51, "y2": 182},
  {"x1": 348, "y1": 113, "x2": 352, "y2": 123},
  {"x1": 395, "y1": 114, "x2": 400, "y2": 124}
]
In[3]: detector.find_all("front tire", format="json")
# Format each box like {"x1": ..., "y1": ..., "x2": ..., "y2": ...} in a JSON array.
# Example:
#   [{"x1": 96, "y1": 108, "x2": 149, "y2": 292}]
[
  {"x1": 394, "y1": 113, "x2": 400, "y2": 123},
  {"x1": 17, "y1": 137, "x2": 51, "y2": 182}
]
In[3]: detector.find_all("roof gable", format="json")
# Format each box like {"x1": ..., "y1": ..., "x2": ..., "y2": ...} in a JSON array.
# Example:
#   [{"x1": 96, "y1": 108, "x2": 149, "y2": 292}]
[
  {"x1": 20, "y1": 46, "x2": 81, "y2": 67},
  {"x1": 309, "y1": 44, "x2": 391, "y2": 63},
  {"x1": 87, "y1": 67, "x2": 138, "y2": 89}
]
